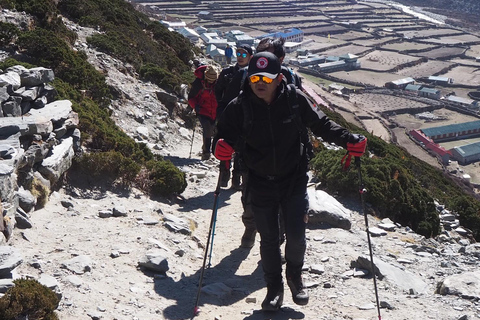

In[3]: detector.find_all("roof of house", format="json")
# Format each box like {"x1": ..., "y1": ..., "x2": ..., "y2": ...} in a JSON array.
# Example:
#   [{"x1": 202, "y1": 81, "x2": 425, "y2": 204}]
[
  {"x1": 391, "y1": 77, "x2": 415, "y2": 85},
  {"x1": 421, "y1": 120, "x2": 480, "y2": 137},
  {"x1": 452, "y1": 142, "x2": 480, "y2": 158},
  {"x1": 419, "y1": 87, "x2": 440, "y2": 94},
  {"x1": 447, "y1": 95, "x2": 476, "y2": 105},
  {"x1": 405, "y1": 84, "x2": 422, "y2": 91},
  {"x1": 258, "y1": 28, "x2": 304, "y2": 39},
  {"x1": 428, "y1": 75, "x2": 450, "y2": 82}
]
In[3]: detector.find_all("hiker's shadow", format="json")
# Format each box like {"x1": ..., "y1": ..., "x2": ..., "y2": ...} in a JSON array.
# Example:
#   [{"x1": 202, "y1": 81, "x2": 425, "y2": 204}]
[
  {"x1": 177, "y1": 187, "x2": 238, "y2": 212},
  {"x1": 151, "y1": 247, "x2": 264, "y2": 319},
  {"x1": 163, "y1": 155, "x2": 203, "y2": 167},
  {"x1": 242, "y1": 307, "x2": 305, "y2": 320}
]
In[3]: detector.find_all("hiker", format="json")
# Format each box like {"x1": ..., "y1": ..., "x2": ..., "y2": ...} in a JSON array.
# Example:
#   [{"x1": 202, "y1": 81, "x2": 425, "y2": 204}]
[
  {"x1": 188, "y1": 65, "x2": 219, "y2": 160},
  {"x1": 217, "y1": 38, "x2": 301, "y2": 249},
  {"x1": 225, "y1": 44, "x2": 233, "y2": 65},
  {"x1": 215, "y1": 44, "x2": 254, "y2": 190},
  {"x1": 256, "y1": 37, "x2": 303, "y2": 90},
  {"x1": 213, "y1": 52, "x2": 366, "y2": 311}
]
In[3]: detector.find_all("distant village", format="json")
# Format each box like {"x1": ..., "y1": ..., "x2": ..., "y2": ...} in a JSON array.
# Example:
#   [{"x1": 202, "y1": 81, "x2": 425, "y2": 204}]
[{"x1": 160, "y1": 12, "x2": 480, "y2": 172}]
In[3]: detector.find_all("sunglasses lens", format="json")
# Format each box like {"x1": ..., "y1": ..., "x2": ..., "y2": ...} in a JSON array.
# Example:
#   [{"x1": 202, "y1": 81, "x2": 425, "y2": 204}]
[
  {"x1": 262, "y1": 76, "x2": 274, "y2": 84},
  {"x1": 236, "y1": 52, "x2": 247, "y2": 58},
  {"x1": 249, "y1": 75, "x2": 260, "y2": 83}
]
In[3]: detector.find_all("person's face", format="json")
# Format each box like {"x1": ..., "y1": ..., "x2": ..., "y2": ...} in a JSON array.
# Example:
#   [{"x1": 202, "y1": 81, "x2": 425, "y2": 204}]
[
  {"x1": 236, "y1": 49, "x2": 251, "y2": 67},
  {"x1": 249, "y1": 73, "x2": 283, "y2": 104}
]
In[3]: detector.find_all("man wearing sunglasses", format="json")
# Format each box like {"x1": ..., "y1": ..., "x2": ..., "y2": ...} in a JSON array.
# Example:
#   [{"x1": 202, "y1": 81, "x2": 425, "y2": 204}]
[
  {"x1": 215, "y1": 44, "x2": 254, "y2": 191},
  {"x1": 213, "y1": 52, "x2": 367, "y2": 311}
]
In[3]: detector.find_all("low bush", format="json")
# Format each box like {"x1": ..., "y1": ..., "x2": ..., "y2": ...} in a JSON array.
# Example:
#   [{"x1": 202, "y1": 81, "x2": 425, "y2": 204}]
[
  {"x1": 0, "y1": 278, "x2": 59, "y2": 320},
  {"x1": 145, "y1": 158, "x2": 187, "y2": 197}
]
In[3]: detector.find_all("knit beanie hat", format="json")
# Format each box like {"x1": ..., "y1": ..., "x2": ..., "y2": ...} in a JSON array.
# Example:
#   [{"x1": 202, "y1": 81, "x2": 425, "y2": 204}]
[{"x1": 204, "y1": 65, "x2": 218, "y2": 82}]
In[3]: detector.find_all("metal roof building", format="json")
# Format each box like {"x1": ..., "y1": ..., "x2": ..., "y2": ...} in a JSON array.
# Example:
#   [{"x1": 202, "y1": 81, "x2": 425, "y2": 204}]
[
  {"x1": 451, "y1": 142, "x2": 480, "y2": 164},
  {"x1": 421, "y1": 120, "x2": 480, "y2": 142}
]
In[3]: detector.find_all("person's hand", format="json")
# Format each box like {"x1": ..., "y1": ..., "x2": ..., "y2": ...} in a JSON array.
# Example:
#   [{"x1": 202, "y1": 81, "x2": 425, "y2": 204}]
[
  {"x1": 214, "y1": 139, "x2": 234, "y2": 161},
  {"x1": 347, "y1": 134, "x2": 367, "y2": 157}
]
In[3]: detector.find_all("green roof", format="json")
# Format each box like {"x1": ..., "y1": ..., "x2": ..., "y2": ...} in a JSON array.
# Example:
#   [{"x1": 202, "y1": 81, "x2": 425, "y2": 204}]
[
  {"x1": 453, "y1": 142, "x2": 480, "y2": 157},
  {"x1": 421, "y1": 120, "x2": 480, "y2": 137}
]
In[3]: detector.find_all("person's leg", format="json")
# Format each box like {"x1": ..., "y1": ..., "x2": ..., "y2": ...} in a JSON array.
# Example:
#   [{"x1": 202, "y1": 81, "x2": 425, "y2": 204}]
[
  {"x1": 250, "y1": 177, "x2": 283, "y2": 310},
  {"x1": 240, "y1": 172, "x2": 256, "y2": 248},
  {"x1": 282, "y1": 173, "x2": 309, "y2": 305},
  {"x1": 199, "y1": 116, "x2": 214, "y2": 159}
]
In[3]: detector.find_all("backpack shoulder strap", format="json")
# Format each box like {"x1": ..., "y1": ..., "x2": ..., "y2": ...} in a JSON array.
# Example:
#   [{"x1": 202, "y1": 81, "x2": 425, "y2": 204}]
[
  {"x1": 240, "y1": 68, "x2": 248, "y2": 89},
  {"x1": 286, "y1": 83, "x2": 305, "y2": 135}
]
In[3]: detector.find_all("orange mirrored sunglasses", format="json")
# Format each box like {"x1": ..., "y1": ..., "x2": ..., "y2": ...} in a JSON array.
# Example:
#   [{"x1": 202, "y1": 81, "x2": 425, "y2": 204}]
[{"x1": 249, "y1": 75, "x2": 275, "y2": 84}]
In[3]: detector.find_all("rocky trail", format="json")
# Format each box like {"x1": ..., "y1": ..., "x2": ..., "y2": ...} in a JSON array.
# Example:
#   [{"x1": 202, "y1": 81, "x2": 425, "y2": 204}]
[{"x1": 2, "y1": 14, "x2": 480, "y2": 320}]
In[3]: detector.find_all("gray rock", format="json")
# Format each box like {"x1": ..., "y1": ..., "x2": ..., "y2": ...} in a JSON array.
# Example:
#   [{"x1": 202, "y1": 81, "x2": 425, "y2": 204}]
[
  {"x1": 98, "y1": 210, "x2": 113, "y2": 218},
  {"x1": 61, "y1": 255, "x2": 92, "y2": 274},
  {"x1": 307, "y1": 189, "x2": 352, "y2": 230},
  {"x1": 0, "y1": 278, "x2": 14, "y2": 293},
  {"x1": 38, "y1": 137, "x2": 74, "y2": 185},
  {"x1": 368, "y1": 226, "x2": 387, "y2": 237},
  {"x1": 15, "y1": 207, "x2": 32, "y2": 229},
  {"x1": 0, "y1": 246, "x2": 23, "y2": 278},
  {"x1": 437, "y1": 271, "x2": 480, "y2": 299},
  {"x1": 112, "y1": 206, "x2": 128, "y2": 217},
  {"x1": 138, "y1": 249, "x2": 169, "y2": 273},
  {"x1": 20, "y1": 67, "x2": 55, "y2": 87},
  {"x1": 163, "y1": 213, "x2": 192, "y2": 235},
  {"x1": 17, "y1": 187, "x2": 36, "y2": 213},
  {"x1": 355, "y1": 255, "x2": 428, "y2": 294},
  {"x1": 0, "y1": 71, "x2": 21, "y2": 90},
  {"x1": 3, "y1": 96, "x2": 22, "y2": 117}
]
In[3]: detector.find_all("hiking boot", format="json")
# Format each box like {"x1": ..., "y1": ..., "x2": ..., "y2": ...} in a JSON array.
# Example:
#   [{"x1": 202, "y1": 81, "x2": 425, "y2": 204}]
[
  {"x1": 261, "y1": 283, "x2": 284, "y2": 311},
  {"x1": 231, "y1": 173, "x2": 242, "y2": 190},
  {"x1": 240, "y1": 228, "x2": 257, "y2": 248},
  {"x1": 287, "y1": 276, "x2": 309, "y2": 306},
  {"x1": 201, "y1": 152, "x2": 211, "y2": 160}
]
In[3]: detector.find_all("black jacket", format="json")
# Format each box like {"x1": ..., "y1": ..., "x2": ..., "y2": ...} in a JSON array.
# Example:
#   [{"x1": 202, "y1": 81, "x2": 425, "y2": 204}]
[
  {"x1": 214, "y1": 81, "x2": 352, "y2": 177},
  {"x1": 214, "y1": 64, "x2": 244, "y2": 118}
]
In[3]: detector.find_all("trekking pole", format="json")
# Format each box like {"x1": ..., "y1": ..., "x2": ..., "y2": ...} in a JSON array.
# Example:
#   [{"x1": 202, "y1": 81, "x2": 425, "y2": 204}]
[
  {"x1": 355, "y1": 156, "x2": 382, "y2": 320},
  {"x1": 191, "y1": 167, "x2": 224, "y2": 319},
  {"x1": 207, "y1": 160, "x2": 229, "y2": 267},
  {"x1": 189, "y1": 119, "x2": 196, "y2": 159}
]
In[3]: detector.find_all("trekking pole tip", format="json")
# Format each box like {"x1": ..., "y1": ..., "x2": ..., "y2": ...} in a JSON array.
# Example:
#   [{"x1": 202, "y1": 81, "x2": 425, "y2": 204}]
[{"x1": 194, "y1": 306, "x2": 200, "y2": 316}]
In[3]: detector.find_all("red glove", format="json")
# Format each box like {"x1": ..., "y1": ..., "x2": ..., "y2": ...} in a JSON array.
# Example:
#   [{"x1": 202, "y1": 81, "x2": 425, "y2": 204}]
[
  {"x1": 214, "y1": 139, "x2": 234, "y2": 161},
  {"x1": 347, "y1": 135, "x2": 367, "y2": 157}
]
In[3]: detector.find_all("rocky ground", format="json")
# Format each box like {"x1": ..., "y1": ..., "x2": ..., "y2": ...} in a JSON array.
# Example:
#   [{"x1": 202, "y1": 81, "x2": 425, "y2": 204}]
[{"x1": 4, "y1": 11, "x2": 480, "y2": 320}]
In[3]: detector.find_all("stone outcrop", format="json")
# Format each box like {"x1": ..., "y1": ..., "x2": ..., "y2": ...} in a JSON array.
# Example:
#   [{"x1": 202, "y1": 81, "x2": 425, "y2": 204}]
[{"x1": 0, "y1": 66, "x2": 79, "y2": 243}]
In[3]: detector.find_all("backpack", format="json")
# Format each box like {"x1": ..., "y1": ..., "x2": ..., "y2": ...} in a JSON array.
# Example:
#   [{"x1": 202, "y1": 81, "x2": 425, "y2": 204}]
[{"x1": 241, "y1": 83, "x2": 313, "y2": 160}]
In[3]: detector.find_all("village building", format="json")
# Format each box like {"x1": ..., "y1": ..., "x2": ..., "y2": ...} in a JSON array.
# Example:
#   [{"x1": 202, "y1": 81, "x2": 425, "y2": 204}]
[
  {"x1": 224, "y1": 30, "x2": 255, "y2": 46},
  {"x1": 446, "y1": 95, "x2": 479, "y2": 110},
  {"x1": 409, "y1": 129, "x2": 452, "y2": 164},
  {"x1": 451, "y1": 142, "x2": 480, "y2": 164},
  {"x1": 420, "y1": 120, "x2": 480, "y2": 142},
  {"x1": 419, "y1": 87, "x2": 441, "y2": 99},
  {"x1": 385, "y1": 77, "x2": 415, "y2": 89},
  {"x1": 428, "y1": 75, "x2": 453, "y2": 85},
  {"x1": 177, "y1": 27, "x2": 200, "y2": 43},
  {"x1": 160, "y1": 20, "x2": 186, "y2": 31},
  {"x1": 404, "y1": 84, "x2": 422, "y2": 94},
  {"x1": 259, "y1": 28, "x2": 304, "y2": 42}
]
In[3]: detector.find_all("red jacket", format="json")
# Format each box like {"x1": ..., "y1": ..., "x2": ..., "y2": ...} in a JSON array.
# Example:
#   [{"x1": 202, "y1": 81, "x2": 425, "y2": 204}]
[{"x1": 188, "y1": 68, "x2": 218, "y2": 120}]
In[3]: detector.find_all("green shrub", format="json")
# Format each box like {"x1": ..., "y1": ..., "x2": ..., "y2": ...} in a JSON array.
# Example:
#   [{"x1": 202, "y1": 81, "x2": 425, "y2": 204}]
[
  {"x1": 0, "y1": 22, "x2": 18, "y2": 46},
  {"x1": 74, "y1": 151, "x2": 141, "y2": 184},
  {"x1": 0, "y1": 278, "x2": 59, "y2": 320},
  {"x1": 139, "y1": 63, "x2": 182, "y2": 93},
  {"x1": 144, "y1": 159, "x2": 187, "y2": 197}
]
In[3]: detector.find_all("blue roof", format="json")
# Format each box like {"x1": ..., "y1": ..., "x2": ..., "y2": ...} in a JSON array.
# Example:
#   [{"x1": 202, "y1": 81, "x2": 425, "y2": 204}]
[
  {"x1": 421, "y1": 120, "x2": 480, "y2": 137},
  {"x1": 259, "y1": 28, "x2": 303, "y2": 39}
]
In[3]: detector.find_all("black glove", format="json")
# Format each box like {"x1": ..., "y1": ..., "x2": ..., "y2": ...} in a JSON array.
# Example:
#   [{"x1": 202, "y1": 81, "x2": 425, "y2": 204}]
[{"x1": 348, "y1": 133, "x2": 366, "y2": 144}]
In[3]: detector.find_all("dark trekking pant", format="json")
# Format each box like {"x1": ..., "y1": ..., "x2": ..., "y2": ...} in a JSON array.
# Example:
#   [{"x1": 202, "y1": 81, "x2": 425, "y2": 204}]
[
  {"x1": 198, "y1": 115, "x2": 215, "y2": 154},
  {"x1": 249, "y1": 171, "x2": 308, "y2": 286},
  {"x1": 241, "y1": 170, "x2": 256, "y2": 231}
]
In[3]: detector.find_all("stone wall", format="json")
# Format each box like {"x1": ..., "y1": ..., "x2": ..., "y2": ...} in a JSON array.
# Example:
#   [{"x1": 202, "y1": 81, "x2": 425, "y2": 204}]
[{"x1": 0, "y1": 65, "x2": 79, "y2": 243}]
